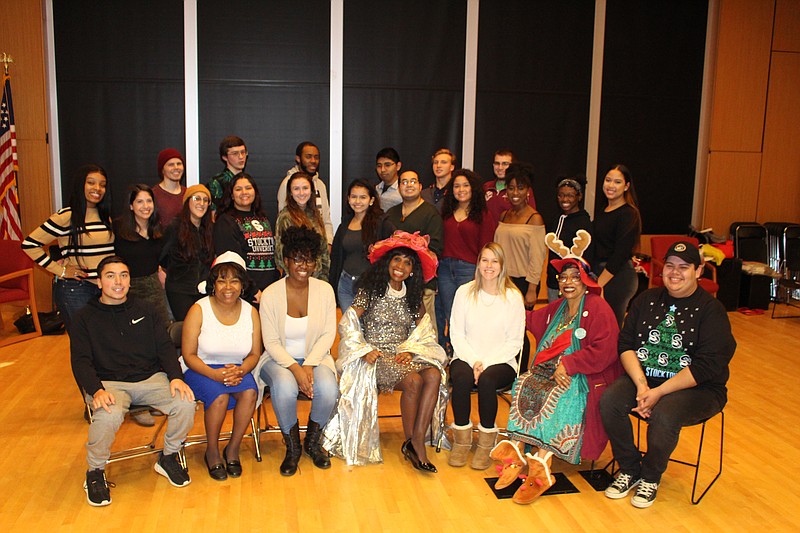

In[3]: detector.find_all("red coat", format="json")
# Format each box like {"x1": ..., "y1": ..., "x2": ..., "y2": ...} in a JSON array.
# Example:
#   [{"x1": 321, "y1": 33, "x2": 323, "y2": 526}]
[{"x1": 526, "y1": 293, "x2": 623, "y2": 460}]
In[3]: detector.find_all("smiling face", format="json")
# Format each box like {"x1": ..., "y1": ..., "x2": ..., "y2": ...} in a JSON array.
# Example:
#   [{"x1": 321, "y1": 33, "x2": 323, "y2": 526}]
[
  {"x1": 478, "y1": 247, "x2": 501, "y2": 283},
  {"x1": 286, "y1": 253, "x2": 316, "y2": 284},
  {"x1": 432, "y1": 154, "x2": 454, "y2": 180},
  {"x1": 452, "y1": 175, "x2": 472, "y2": 207},
  {"x1": 97, "y1": 261, "x2": 130, "y2": 305},
  {"x1": 662, "y1": 256, "x2": 701, "y2": 298},
  {"x1": 388, "y1": 253, "x2": 414, "y2": 288},
  {"x1": 130, "y1": 190, "x2": 154, "y2": 224},
  {"x1": 399, "y1": 171, "x2": 422, "y2": 201},
  {"x1": 84, "y1": 172, "x2": 107, "y2": 208},
  {"x1": 161, "y1": 157, "x2": 184, "y2": 183},
  {"x1": 557, "y1": 265, "x2": 587, "y2": 300},
  {"x1": 492, "y1": 154, "x2": 513, "y2": 180},
  {"x1": 348, "y1": 185, "x2": 372, "y2": 216},
  {"x1": 232, "y1": 177, "x2": 255, "y2": 210},
  {"x1": 212, "y1": 267, "x2": 243, "y2": 305},
  {"x1": 506, "y1": 178, "x2": 529, "y2": 208},
  {"x1": 290, "y1": 176, "x2": 312, "y2": 208},
  {"x1": 557, "y1": 185, "x2": 581, "y2": 214},
  {"x1": 297, "y1": 145, "x2": 321, "y2": 175},
  {"x1": 603, "y1": 169, "x2": 627, "y2": 203},
  {"x1": 188, "y1": 192, "x2": 210, "y2": 225},
  {"x1": 222, "y1": 145, "x2": 247, "y2": 173}
]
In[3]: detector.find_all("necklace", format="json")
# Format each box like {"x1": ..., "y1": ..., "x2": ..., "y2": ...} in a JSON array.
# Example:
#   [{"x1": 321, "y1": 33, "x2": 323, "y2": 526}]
[
  {"x1": 555, "y1": 308, "x2": 578, "y2": 334},
  {"x1": 387, "y1": 282, "x2": 407, "y2": 299}
]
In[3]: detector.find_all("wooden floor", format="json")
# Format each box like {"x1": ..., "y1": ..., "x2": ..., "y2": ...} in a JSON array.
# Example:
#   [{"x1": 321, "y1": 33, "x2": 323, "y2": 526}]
[{"x1": 1, "y1": 306, "x2": 799, "y2": 531}]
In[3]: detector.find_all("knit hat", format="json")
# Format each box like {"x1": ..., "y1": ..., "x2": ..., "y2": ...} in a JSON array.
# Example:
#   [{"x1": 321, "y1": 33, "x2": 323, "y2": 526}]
[
  {"x1": 184, "y1": 184, "x2": 211, "y2": 203},
  {"x1": 665, "y1": 241, "x2": 701, "y2": 268},
  {"x1": 157, "y1": 148, "x2": 185, "y2": 177},
  {"x1": 368, "y1": 230, "x2": 439, "y2": 282}
]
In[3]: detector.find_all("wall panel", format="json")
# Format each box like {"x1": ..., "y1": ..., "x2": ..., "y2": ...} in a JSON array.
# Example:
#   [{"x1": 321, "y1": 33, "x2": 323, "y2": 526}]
[
  {"x1": 708, "y1": 0, "x2": 773, "y2": 152},
  {"x1": 773, "y1": 0, "x2": 800, "y2": 52},
  {"x1": 703, "y1": 151, "x2": 761, "y2": 234},
  {"x1": 758, "y1": 52, "x2": 800, "y2": 223}
]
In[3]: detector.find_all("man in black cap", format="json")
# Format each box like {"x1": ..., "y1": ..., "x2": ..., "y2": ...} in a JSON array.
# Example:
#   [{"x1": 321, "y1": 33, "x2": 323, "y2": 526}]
[{"x1": 600, "y1": 241, "x2": 735, "y2": 508}]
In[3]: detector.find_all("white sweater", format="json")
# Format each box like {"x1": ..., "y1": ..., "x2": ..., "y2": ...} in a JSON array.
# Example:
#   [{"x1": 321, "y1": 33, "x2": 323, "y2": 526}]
[{"x1": 449, "y1": 281, "x2": 525, "y2": 371}]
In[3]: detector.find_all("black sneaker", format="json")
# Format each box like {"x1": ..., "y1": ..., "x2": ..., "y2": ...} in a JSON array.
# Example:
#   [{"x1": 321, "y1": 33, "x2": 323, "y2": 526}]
[
  {"x1": 631, "y1": 480, "x2": 659, "y2": 508},
  {"x1": 154, "y1": 452, "x2": 191, "y2": 487},
  {"x1": 84, "y1": 469, "x2": 112, "y2": 506},
  {"x1": 604, "y1": 472, "x2": 641, "y2": 499}
]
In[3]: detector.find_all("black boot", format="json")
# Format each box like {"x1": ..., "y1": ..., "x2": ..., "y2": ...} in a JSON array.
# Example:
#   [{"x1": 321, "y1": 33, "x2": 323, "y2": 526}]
[
  {"x1": 304, "y1": 419, "x2": 331, "y2": 469},
  {"x1": 279, "y1": 422, "x2": 302, "y2": 476}
]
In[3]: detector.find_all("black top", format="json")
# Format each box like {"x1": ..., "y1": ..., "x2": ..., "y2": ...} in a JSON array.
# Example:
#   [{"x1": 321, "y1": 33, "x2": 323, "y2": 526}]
[
  {"x1": 114, "y1": 233, "x2": 165, "y2": 278},
  {"x1": 70, "y1": 297, "x2": 182, "y2": 397},
  {"x1": 213, "y1": 209, "x2": 279, "y2": 295},
  {"x1": 593, "y1": 203, "x2": 640, "y2": 275},
  {"x1": 160, "y1": 220, "x2": 212, "y2": 295}
]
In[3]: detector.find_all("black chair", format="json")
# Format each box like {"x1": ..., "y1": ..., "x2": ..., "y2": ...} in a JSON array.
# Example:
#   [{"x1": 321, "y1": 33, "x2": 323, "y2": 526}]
[{"x1": 633, "y1": 411, "x2": 725, "y2": 504}]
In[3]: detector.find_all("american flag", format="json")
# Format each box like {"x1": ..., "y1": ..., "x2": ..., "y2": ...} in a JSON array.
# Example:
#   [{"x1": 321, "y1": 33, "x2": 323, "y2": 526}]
[{"x1": 1, "y1": 74, "x2": 22, "y2": 240}]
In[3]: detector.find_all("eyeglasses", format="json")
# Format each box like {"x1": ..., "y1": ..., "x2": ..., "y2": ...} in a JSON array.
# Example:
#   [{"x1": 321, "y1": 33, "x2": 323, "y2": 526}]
[
  {"x1": 557, "y1": 273, "x2": 582, "y2": 283},
  {"x1": 376, "y1": 162, "x2": 396, "y2": 170},
  {"x1": 227, "y1": 149, "x2": 247, "y2": 157},
  {"x1": 288, "y1": 256, "x2": 315, "y2": 265},
  {"x1": 190, "y1": 195, "x2": 210, "y2": 204},
  {"x1": 400, "y1": 178, "x2": 419, "y2": 185}
]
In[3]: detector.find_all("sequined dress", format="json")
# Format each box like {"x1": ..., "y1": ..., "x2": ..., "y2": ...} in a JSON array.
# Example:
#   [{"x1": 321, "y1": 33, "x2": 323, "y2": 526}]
[{"x1": 352, "y1": 289, "x2": 434, "y2": 392}]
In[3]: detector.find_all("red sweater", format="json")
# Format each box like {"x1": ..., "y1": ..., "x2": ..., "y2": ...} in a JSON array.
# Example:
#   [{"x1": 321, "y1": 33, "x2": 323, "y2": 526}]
[{"x1": 442, "y1": 211, "x2": 497, "y2": 263}]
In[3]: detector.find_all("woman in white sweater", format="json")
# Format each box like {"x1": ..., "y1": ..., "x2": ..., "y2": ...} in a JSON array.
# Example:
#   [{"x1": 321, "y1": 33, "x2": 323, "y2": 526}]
[{"x1": 448, "y1": 242, "x2": 525, "y2": 469}]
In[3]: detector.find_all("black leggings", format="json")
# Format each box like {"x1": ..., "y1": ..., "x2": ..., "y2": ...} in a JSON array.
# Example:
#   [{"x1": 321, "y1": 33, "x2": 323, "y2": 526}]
[{"x1": 450, "y1": 359, "x2": 516, "y2": 428}]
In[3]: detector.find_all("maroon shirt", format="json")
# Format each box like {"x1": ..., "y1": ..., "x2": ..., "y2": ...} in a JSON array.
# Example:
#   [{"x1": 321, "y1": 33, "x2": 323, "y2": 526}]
[
  {"x1": 442, "y1": 210, "x2": 497, "y2": 263},
  {"x1": 152, "y1": 183, "x2": 186, "y2": 227},
  {"x1": 484, "y1": 179, "x2": 537, "y2": 221}
]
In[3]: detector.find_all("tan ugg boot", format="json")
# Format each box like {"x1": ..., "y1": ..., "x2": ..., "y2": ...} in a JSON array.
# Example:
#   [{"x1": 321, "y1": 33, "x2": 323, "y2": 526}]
[
  {"x1": 471, "y1": 425, "x2": 499, "y2": 470},
  {"x1": 448, "y1": 423, "x2": 473, "y2": 467}
]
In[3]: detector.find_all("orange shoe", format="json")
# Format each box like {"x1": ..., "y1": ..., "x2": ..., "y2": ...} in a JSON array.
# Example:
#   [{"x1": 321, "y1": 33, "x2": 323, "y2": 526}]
[
  {"x1": 512, "y1": 451, "x2": 555, "y2": 505},
  {"x1": 490, "y1": 440, "x2": 527, "y2": 490}
]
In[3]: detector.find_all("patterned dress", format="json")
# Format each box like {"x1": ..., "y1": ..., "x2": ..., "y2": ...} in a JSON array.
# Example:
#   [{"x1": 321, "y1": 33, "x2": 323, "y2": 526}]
[{"x1": 353, "y1": 288, "x2": 433, "y2": 392}]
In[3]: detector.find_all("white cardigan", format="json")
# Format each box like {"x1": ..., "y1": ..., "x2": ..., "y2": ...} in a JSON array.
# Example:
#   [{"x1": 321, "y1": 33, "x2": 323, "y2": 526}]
[{"x1": 256, "y1": 277, "x2": 337, "y2": 378}]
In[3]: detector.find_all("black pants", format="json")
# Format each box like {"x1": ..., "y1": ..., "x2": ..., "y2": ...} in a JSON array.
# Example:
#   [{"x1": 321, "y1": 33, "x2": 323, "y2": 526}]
[
  {"x1": 450, "y1": 359, "x2": 516, "y2": 428},
  {"x1": 599, "y1": 375, "x2": 723, "y2": 483}
]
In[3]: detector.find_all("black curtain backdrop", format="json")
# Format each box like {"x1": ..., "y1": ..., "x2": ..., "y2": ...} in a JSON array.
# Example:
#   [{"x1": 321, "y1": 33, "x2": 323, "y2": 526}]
[
  {"x1": 54, "y1": 0, "x2": 185, "y2": 216},
  {"x1": 596, "y1": 0, "x2": 708, "y2": 234},
  {"x1": 198, "y1": 0, "x2": 330, "y2": 224},
  {"x1": 475, "y1": 0, "x2": 595, "y2": 227},
  {"x1": 342, "y1": 0, "x2": 467, "y2": 213}
]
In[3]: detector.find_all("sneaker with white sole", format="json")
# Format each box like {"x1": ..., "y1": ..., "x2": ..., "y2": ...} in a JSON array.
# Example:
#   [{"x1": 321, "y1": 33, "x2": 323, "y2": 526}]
[
  {"x1": 631, "y1": 480, "x2": 659, "y2": 508},
  {"x1": 154, "y1": 452, "x2": 191, "y2": 487},
  {"x1": 604, "y1": 472, "x2": 641, "y2": 499},
  {"x1": 84, "y1": 469, "x2": 112, "y2": 506}
]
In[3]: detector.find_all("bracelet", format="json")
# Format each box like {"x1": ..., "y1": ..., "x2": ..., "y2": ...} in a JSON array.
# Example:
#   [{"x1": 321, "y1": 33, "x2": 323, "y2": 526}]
[{"x1": 61, "y1": 265, "x2": 67, "y2": 278}]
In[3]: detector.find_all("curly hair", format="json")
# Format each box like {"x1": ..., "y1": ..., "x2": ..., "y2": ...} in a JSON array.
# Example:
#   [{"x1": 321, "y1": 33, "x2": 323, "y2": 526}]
[
  {"x1": 204, "y1": 262, "x2": 253, "y2": 297},
  {"x1": 220, "y1": 172, "x2": 265, "y2": 217},
  {"x1": 505, "y1": 162, "x2": 535, "y2": 190},
  {"x1": 441, "y1": 168, "x2": 486, "y2": 224},
  {"x1": 356, "y1": 247, "x2": 424, "y2": 316},
  {"x1": 281, "y1": 225, "x2": 322, "y2": 262}
]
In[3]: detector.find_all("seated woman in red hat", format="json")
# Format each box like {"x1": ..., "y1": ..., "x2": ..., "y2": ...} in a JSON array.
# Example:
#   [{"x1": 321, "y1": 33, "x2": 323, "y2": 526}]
[
  {"x1": 491, "y1": 230, "x2": 623, "y2": 505},
  {"x1": 323, "y1": 231, "x2": 448, "y2": 472}
]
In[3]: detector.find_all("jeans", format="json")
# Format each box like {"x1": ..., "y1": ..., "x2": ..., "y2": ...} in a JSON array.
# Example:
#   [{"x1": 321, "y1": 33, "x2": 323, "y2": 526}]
[
  {"x1": 259, "y1": 358, "x2": 338, "y2": 432},
  {"x1": 54, "y1": 278, "x2": 100, "y2": 334},
  {"x1": 84, "y1": 372, "x2": 196, "y2": 470},
  {"x1": 450, "y1": 359, "x2": 516, "y2": 428},
  {"x1": 599, "y1": 375, "x2": 723, "y2": 483},
  {"x1": 337, "y1": 270, "x2": 359, "y2": 312},
  {"x1": 436, "y1": 258, "x2": 475, "y2": 350},
  {"x1": 599, "y1": 260, "x2": 638, "y2": 328}
]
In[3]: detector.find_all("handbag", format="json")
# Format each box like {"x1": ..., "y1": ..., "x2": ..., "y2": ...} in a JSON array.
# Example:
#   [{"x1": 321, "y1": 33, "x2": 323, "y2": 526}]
[{"x1": 14, "y1": 310, "x2": 66, "y2": 336}]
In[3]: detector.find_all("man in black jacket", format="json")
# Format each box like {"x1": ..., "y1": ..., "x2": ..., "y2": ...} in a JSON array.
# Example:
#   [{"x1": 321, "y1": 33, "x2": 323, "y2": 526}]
[{"x1": 71, "y1": 256, "x2": 196, "y2": 507}]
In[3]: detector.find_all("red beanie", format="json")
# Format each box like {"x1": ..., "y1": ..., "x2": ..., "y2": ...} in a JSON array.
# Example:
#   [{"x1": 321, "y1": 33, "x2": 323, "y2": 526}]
[{"x1": 157, "y1": 148, "x2": 185, "y2": 176}]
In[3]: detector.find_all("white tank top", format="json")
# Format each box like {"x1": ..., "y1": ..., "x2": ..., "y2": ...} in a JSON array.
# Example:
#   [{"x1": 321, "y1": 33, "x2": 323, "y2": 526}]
[
  {"x1": 196, "y1": 296, "x2": 254, "y2": 365},
  {"x1": 284, "y1": 314, "x2": 308, "y2": 362}
]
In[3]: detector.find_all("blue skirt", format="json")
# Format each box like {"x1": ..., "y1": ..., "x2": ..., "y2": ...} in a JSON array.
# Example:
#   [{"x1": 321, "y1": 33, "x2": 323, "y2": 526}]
[{"x1": 184, "y1": 365, "x2": 257, "y2": 410}]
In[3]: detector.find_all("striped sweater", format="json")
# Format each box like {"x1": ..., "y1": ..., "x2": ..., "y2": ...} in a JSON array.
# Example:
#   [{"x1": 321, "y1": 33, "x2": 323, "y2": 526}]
[{"x1": 22, "y1": 207, "x2": 114, "y2": 279}]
